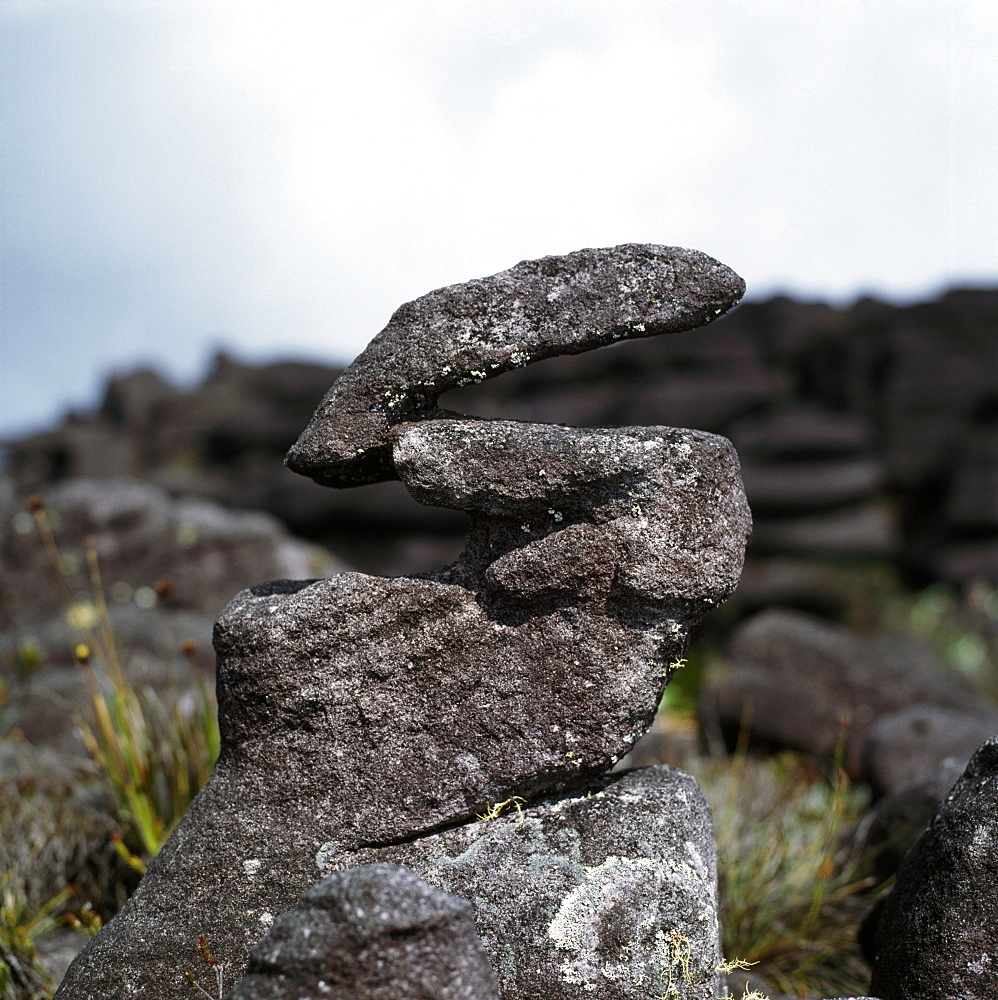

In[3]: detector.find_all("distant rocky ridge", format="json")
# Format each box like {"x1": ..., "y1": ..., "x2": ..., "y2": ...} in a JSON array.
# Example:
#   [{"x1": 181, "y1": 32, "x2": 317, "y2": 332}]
[
  {"x1": 5, "y1": 289, "x2": 998, "y2": 600},
  {"x1": 4, "y1": 288, "x2": 998, "y2": 600}
]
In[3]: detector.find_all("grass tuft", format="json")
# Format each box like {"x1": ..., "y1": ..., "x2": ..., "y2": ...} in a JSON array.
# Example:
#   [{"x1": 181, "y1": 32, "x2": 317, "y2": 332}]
[{"x1": 693, "y1": 744, "x2": 884, "y2": 998}]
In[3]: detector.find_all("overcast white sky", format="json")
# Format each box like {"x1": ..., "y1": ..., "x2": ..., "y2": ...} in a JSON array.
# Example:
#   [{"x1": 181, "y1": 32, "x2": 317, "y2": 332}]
[{"x1": 2, "y1": 0, "x2": 996, "y2": 438}]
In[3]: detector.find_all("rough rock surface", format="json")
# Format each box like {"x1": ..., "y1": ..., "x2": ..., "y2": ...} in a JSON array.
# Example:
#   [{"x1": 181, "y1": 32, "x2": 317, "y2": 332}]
[
  {"x1": 286, "y1": 244, "x2": 745, "y2": 486},
  {"x1": 0, "y1": 476, "x2": 342, "y2": 751},
  {"x1": 329, "y1": 768, "x2": 722, "y2": 1000},
  {"x1": 56, "y1": 247, "x2": 750, "y2": 999},
  {"x1": 868, "y1": 736, "x2": 998, "y2": 999},
  {"x1": 226, "y1": 864, "x2": 498, "y2": 1000}
]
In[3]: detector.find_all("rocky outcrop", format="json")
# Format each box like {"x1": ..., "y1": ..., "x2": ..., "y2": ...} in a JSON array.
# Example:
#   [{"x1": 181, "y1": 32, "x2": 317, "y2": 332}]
[
  {"x1": 867, "y1": 736, "x2": 998, "y2": 999},
  {"x1": 54, "y1": 246, "x2": 750, "y2": 1000},
  {"x1": 5, "y1": 290, "x2": 996, "y2": 587}
]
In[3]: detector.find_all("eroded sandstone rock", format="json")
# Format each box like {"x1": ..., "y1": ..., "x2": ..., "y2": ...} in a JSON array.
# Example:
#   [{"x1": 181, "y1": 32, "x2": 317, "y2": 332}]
[{"x1": 56, "y1": 246, "x2": 749, "y2": 1000}]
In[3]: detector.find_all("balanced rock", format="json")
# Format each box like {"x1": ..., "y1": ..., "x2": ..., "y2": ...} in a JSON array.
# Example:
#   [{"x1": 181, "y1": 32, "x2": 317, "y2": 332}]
[
  {"x1": 286, "y1": 244, "x2": 745, "y2": 486},
  {"x1": 226, "y1": 864, "x2": 498, "y2": 1000},
  {"x1": 868, "y1": 736, "x2": 998, "y2": 999},
  {"x1": 56, "y1": 246, "x2": 749, "y2": 999}
]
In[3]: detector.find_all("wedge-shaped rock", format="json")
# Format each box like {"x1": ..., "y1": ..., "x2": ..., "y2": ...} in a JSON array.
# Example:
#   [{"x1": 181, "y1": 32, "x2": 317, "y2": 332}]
[
  {"x1": 286, "y1": 244, "x2": 745, "y2": 485},
  {"x1": 868, "y1": 736, "x2": 998, "y2": 999}
]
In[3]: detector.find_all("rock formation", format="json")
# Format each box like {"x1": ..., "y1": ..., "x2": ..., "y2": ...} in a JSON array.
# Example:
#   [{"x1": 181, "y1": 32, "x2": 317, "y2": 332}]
[
  {"x1": 867, "y1": 736, "x2": 998, "y2": 999},
  {"x1": 55, "y1": 245, "x2": 750, "y2": 1000},
  {"x1": 8, "y1": 289, "x2": 997, "y2": 591}
]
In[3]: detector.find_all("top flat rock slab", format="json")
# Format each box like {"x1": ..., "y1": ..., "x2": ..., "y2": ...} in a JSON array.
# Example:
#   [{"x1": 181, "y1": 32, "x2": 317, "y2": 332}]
[{"x1": 286, "y1": 245, "x2": 745, "y2": 486}]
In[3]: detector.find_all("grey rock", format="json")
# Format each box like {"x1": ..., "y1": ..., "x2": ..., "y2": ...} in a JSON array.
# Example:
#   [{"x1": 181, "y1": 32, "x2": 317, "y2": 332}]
[
  {"x1": 226, "y1": 864, "x2": 498, "y2": 1000},
  {"x1": 861, "y1": 757, "x2": 968, "y2": 880},
  {"x1": 327, "y1": 768, "x2": 722, "y2": 1000},
  {"x1": 56, "y1": 425, "x2": 747, "y2": 996},
  {"x1": 863, "y1": 704, "x2": 998, "y2": 797},
  {"x1": 868, "y1": 736, "x2": 998, "y2": 999},
  {"x1": 286, "y1": 245, "x2": 745, "y2": 486},
  {"x1": 56, "y1": 250, "x2": 749, "y2": 999},
  {"x1": 700, "y1": 609, "x2": 985, "y2": 774}
]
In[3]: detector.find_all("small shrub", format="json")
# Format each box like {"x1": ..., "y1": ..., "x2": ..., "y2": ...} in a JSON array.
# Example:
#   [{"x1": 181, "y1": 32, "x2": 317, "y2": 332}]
[
  {"x1": 693, "y1": 745, "x2": 884, "y2": 998},
  {"x1": 0, "y1": 781, "x2": 110, "y2": 1000}
]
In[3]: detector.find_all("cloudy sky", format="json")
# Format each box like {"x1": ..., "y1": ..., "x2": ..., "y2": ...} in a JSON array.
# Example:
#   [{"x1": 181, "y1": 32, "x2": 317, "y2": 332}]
[{"x1": 2, "y1": 0, "x2": 996, "y2": 438}]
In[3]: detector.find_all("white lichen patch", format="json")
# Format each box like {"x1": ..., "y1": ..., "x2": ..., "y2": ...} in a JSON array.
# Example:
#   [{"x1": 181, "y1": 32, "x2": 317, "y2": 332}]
[
  {"x1": 315, "y1": 842, "x2": 340, "y2": 872},
  {"x1": 547, "y1": 855, "x2": 713, "y2": 993},
  {"x1": 969, "y1": 952, "x2": 993, "y2": 973},
  {"x1": 243, "y1": 858, "x2": 262, "y2": 876}
]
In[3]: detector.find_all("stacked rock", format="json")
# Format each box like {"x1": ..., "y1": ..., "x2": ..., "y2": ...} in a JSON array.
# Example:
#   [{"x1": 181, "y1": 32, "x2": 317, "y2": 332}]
[{"x1": 55, "y1": 245, "x2": 752, "y2": 1000}]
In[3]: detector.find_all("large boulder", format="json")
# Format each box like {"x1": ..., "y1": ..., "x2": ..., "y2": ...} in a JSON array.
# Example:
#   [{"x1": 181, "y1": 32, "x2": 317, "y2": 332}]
[
  {"x1": 56, "y1": 247, "x2": 750, "y2": 999},
  {"x1": 868, "y1": 736, "x2": 998, "y2": 999}
]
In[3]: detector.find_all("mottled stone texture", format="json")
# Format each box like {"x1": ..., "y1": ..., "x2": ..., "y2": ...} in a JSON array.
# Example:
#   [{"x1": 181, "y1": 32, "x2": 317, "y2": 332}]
[
  {"x1": 227, "y1": 864, "x2": 498, "y2": 1000},
  {"x1": 868, "y1": 736, "x2": 998, "y2": 999},
  {"x1": 286, "y1": 244, "x2": 745, "y2": 486},
  {"x1": 334, "y1": 768, "x2": 723, "y2": 1000},
  {"x1": 56, "y1": 246, "x2": 749, "y2": 1000}
]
